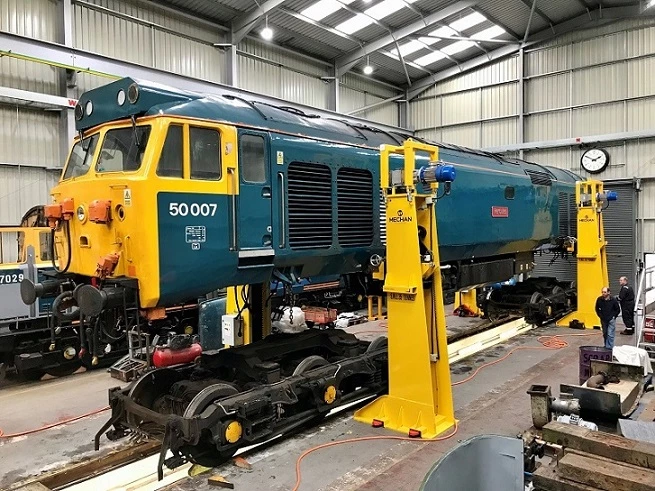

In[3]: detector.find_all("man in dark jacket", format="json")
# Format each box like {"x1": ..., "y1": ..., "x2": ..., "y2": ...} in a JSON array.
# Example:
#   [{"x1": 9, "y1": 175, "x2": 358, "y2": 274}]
[
  {"x1": 596, "y1": 287, "x2": 621, "y2": 349},
  {"x1": 618, "y1": 276, "x2": 635, "y2": 335}
]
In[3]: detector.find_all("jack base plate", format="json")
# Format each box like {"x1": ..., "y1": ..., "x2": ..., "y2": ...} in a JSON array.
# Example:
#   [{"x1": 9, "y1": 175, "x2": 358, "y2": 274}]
[{"x1": 354, "y1": 395, "x2": 456, "y2": 439}]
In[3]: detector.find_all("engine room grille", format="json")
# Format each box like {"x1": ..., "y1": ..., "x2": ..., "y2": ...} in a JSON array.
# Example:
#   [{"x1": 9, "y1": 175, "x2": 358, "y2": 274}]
[
  {"x1": 337, "y1": 168, "x2": 374, "y2": 247},
  {"x1": 525, "y1": 170, "x2": 553, "y2": 186},
  {"x1": 287, "y1": 162, "x2": 333, "y2": 249},
  {"x1": 558, "y1": 191, "x2": 577, "y2": 238}
]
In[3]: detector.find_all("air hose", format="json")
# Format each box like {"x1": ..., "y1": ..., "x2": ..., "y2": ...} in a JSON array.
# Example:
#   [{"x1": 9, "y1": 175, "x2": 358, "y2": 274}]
[{"x1": 51, "y1": 221, "x2": 73, "y2": 274}]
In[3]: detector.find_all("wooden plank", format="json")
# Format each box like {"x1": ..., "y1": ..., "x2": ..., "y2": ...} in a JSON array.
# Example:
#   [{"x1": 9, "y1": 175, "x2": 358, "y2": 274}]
[
  {"x1": 13, "y1": 484, "x2": 51, "y2": 491},
  {"x1": 532, "y1": 464, "x2": 599, "y2": 491},
  {"x1": 207, "y1": 475, "x2": 235, "y2": 489},
  {"x1": 8, "y1": 441, "x2": 160, "y2": 491},
  {"x1": 558, "y1": 452, "x2": 655, "y2": 491},
  {"x1": 542, "y1": 421, "x2": 655, "y2": 469}
]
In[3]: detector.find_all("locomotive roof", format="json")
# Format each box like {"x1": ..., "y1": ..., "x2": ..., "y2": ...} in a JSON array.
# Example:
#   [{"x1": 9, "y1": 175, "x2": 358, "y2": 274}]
[{"x1": 75, "y1": 77, "x2": 580, "y2": 182}]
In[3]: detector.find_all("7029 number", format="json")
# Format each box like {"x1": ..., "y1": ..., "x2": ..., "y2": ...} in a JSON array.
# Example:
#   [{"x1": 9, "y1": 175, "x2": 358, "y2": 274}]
[
  {"x1": 168, "y1": 203, "x2": 218, "y2": 217},
  {"x1": 0, "y1": 273, "x2": 24, "y2": 284}
]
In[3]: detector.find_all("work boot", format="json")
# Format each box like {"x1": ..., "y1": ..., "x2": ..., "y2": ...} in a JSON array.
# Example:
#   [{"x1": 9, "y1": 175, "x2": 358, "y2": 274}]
[{"x1": 620, "y1": 329, "x2": 634, "y2": 335}]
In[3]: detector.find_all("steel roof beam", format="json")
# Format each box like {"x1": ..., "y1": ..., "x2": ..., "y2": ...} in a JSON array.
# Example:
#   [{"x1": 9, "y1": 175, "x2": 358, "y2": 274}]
[
  {"x1": 516, "y1": 0, "x2": 555, "y2": 27},
  {"x1": 0, "y1": 30, "x2": 408, "y2": 132},
  {"x1": 278, "y1": 7, "x2": 362, "y2": 45},
  {"x1": 472, "y1": 8, "x2": 522, "y2": 41},
  {"x1": 417, "y1": 34, "x2": 518, "y2": 44},
  {"x1": 335, "y1": 0, "x2": 480, "y2": 74},
  {"x1": 231, "y1": 0, "x2": 288, "y2": 44},
  {"x1": 407, "y1": 5, "x2": 652, "y2": 100}
]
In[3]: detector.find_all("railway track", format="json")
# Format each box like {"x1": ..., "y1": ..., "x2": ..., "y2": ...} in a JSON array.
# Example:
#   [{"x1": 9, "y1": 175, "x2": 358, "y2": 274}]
[{"x1": 6, "y1": 317, "x2": 534, "y2": 491}]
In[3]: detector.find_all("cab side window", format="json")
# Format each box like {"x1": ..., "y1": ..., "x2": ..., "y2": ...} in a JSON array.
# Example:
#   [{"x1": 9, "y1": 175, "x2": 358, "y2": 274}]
[
  {"x1": 240, "y1": 134, "x2": 266, "y2": 183},
  {"x1": 190, "y1": 127, "x2": 221, "y2": 180},
  {"x1": 156, "y1": 124, "x2": 183, "y2": 178}
]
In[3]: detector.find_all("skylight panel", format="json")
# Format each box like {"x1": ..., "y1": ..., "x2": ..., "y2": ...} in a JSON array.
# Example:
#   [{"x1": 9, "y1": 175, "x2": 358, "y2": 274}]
[
  {"x1": 429, "y1": 25, "x2": 458, "y2": 38},
  {"x1": 449, "y1": 12, "x2": 486, "y2": 32},
  {"x1": 441, "y1": 40, "x2": 475, "y2": 55},
  {"x1": 475, "y1": 25, "x2": 505, "y2": 40},
  {"x1": 413, "y1": 50, "x2": 447, "y2": 67},
  {"x1": 336, "y1": 14, "x2": 373, "y2": 34},
  {"x1": 390, "y1": 39, "x2": 425, "y2": 58},
  {"x1": 335, "y1": 0, "x2": 418, "y2": 35},
  {"x1": 300, "y1": 0, "x2": 355, "y2": 22}
]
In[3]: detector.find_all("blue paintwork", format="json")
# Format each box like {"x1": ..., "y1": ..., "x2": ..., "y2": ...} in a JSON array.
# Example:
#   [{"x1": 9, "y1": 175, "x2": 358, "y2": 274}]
[
  {"x1": 77, "y1": 79, "x2": 581, "y2": 308},
  {"x1": 157, "y1": 192, "x2": 271, "y2": 306}
]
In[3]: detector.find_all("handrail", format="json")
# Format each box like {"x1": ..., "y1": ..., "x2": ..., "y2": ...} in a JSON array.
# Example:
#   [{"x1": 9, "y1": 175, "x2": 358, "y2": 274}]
[{"x1": 635, "y1": 264, "x2": 655, "y2": 348}]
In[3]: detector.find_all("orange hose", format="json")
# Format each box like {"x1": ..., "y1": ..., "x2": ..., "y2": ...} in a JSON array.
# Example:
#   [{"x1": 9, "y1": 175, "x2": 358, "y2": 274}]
[
  {"x1": 292, "y1": 331, "x2": 601, "y2": 490},
  {"x1": 0, "y1": 406, "x2": 109, "y2": 439},
  {"x1": 291, "y1": 422, "x2": 459, "y2": 491}
]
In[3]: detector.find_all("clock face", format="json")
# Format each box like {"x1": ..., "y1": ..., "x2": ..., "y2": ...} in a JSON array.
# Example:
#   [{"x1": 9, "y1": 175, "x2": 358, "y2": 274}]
[{"x1": 581, "y1": 148, "x2": 609, "y2": 174}]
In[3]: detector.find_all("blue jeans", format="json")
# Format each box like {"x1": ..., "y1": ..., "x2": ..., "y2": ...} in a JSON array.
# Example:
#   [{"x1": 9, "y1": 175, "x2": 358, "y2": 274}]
[{"x1": 602, "y1": 318, "x2": 616, "y2": 349}]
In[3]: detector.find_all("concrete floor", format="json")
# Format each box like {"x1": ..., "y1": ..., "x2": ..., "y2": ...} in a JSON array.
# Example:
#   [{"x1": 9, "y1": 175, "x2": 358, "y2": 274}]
[{"x1": 0, "y1": 315, "x2": 636, "y2": 491}]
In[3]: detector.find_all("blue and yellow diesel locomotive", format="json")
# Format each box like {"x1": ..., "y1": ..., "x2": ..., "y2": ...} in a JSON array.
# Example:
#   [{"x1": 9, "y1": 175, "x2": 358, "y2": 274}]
[{"x1": 23, "y1": 77, "x2": 578, "y2": 325}]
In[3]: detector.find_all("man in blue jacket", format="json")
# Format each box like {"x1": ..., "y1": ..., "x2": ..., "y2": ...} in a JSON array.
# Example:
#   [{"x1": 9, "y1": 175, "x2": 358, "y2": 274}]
[{"x1": 595, "y1": 286, "x2": 621, "y2": 349}]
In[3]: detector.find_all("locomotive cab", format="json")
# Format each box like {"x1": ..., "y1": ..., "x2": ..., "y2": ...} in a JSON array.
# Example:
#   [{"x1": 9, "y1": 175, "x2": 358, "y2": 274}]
[{"x1": 45, "y1": 114, "x2": 242, "y2": 313}]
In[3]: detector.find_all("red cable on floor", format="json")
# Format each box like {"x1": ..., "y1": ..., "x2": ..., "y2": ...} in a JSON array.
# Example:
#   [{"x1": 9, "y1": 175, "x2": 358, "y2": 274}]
[
  {"x1": 0, "y1": 406, "x2": 109, "y2": 439},
  {"x1": 291, "y1": 422, "x2": 459, "y2": 491},
  {"x1": 292, "y1": 331, "x2": 601, "y2": 490}
]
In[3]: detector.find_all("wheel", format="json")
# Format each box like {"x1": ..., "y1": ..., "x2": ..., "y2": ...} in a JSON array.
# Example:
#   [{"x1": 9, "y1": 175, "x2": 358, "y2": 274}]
[
  {"x1": 181, "y1": 383, "x2": 241, "y2": 468},
  {"x1": 19, "y1": 369, "x2": 45, "y2": 382},
  {"x1": 44, "y1": 360, "x2": 82, "y2": 378},
  {"x1": 126, "y1": 368, "x2": 186, "y2": 427},
  {"x1": 292, "y1": 355, "x2": 329, "y2": 376},
  {"x1": 552, "y1": 286, "x2": 565, "y2": 295},
  {"x1": 366, "y1": 336, "x2": 388, "y2": 353},
  {"x1": 183, "y1": 383, "x2": 239, "y2": 418}
]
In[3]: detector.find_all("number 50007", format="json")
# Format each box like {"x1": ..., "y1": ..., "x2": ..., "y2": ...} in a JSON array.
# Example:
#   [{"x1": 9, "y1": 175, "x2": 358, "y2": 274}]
[{"x1": 168, "y1": 203, "x2": 217, "y2": 217}]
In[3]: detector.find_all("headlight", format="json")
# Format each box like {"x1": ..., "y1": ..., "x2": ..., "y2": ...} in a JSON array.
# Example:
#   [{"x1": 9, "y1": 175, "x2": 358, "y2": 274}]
[
  {"x1": 127, "y1": 83, "x2": 139, "y2": 104},
  {"x1": 77, "y1": 205, "x2": 86, "y2": 223},
  {"x1": 85, "y1": 100, "x2": 93, "y2": 116},
  {"x1": 117, "y1": 89, "x2": 126, "y2": 106}
]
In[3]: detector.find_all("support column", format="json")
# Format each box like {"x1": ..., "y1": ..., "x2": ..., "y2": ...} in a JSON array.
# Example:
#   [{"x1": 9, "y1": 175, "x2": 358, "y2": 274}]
[
  {"x1": 399, "y1": 89, "x2": 409, "y2": 129},
  {"x1": 58, "y1": 0, "x2": 76, "y2": 167},
  {"x1": 328, "y1": 63, "x2": 340, "y2": 112},
  {"x1": 225, "y1": 35, "x2": 238, "y2": 87},
  {"x1": 518, "y1": 47, "x2": 525, "y2": 160}
]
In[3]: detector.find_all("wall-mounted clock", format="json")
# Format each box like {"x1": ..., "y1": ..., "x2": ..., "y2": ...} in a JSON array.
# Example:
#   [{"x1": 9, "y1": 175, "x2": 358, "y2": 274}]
[{"x1": 580, "y1": 148, "x2": 610, "y2": 174}]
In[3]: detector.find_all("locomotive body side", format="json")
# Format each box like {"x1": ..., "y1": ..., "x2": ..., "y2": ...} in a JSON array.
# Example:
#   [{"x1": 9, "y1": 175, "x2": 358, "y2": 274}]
[{"x1": 34, "y1": 78, "x2": 579, "y2": 316}]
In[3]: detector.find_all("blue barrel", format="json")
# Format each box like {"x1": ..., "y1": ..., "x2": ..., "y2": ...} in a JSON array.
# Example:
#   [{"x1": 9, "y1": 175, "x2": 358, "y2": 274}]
[{"x1": 579, "y1": 346, "x2": 612, "y2": 384}]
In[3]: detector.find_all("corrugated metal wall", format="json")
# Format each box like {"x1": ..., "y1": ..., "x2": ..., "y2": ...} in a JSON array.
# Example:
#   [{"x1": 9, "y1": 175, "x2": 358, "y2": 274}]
[
  {"x1": 73, "y1": 0, "x2": 226, "y2": 95},
  {"x1": 410, "y1": 56, "x2": 519, "y2": 148},
  {"x1": 339, "y1": 73, "x2": 399, "y2": 126},
  {"x1": 237, "y1": 38, "x2": 329, "y2": 109},
  {"x1": 409, "y1": 18, "x2": 655, "y2": 259},
  {"x1": 0, "y1": 0, "x2": 60, "y2": 95},
  {"x1": 0, "y1": 166, "x2": 60, "y2": 225}
]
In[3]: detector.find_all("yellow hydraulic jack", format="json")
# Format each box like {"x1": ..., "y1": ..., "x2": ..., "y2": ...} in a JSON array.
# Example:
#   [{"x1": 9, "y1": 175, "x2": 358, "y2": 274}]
[
  {"x1": 453, "y1": 288, "x2": 481, "y2": 317},
  {"x1": 223, "y1": 284, "x2": 272, "y2": 347},
  {"x1": 354, "y1": 140, "x2": 457, "y2": 439},
  {"x1": 556, "y1": 180, "x2": 617, "y2": 330}
]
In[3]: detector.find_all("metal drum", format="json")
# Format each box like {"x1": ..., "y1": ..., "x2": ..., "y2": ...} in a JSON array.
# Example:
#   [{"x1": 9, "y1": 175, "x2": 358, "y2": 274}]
[{"x1": 420, "y1": 435, "x2": 524, "y2": 491}]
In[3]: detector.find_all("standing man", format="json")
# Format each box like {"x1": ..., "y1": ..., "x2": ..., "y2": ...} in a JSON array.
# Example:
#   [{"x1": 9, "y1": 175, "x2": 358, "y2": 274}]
[
  {"x1": 618, "y1": 276, "x2": 636, "y2": 335},
  {"x1": 595, "y1": 287, "x2": 620, "y2": 349}
]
